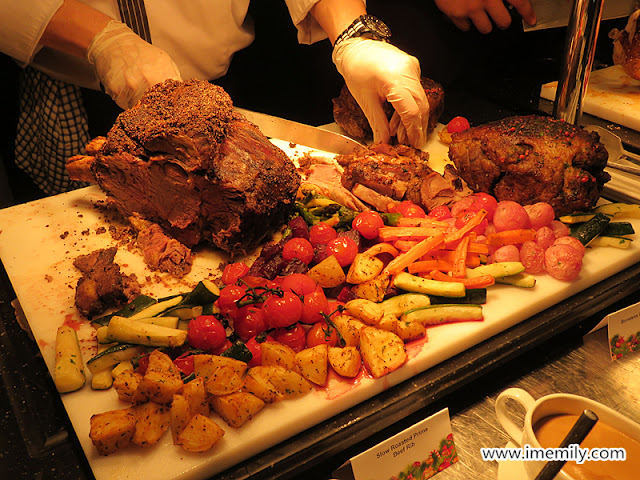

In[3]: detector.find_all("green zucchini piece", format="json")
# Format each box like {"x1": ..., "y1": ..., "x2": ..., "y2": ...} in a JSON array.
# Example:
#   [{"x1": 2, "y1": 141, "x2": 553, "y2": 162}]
[
  {"x1": 161, "y1": 305, "x2": 204, "y2": 320},
  {"x1": 180, "y1": 280, "x2": 221, "y2": 306},
  {"x1": 559, "y1": 212, "x2": 595, "y2": 224},
  {"x1": 393, "y1": 272, "x2": 466, "y2": 298},
  {"x1": 429, "y1": 288, "x2": 488, "y2": 305},
  {"x1": 91, "y1": 369, "x2": 114, "y2": 390},
  {"x1": 201, "y1": 303, "x2": 220, "y2": 316},
  {"x1": 594, "y1": 203, "x2": 640, "y2": 218},
  {"x1": 496, "y1": 273, "x2": 537, "y2": 288},
  {"x1": 135, "y1": 316, "x2": 180, "y2": 329},
  {"x1": 467, "y1": 262, "x2": 525, "y2": 279},
  {"x1": 588, "y1": 236, "x2": 633, "y2": 249},
  {"x1": 401, "y1": 304, "x2": 483, "y2": 325},
  {"x1": 380, "y1": 293, "x2": 432, "y2": 317},
  {"x1": 221, "y1": 340, "x2": 253, "y2": 363},
  {"x1": 91, "y1": 294, "x2": 158, "y2": 327},
  {"x1": 86, "y1": 343, "x2": 144, "y2": 375},
  {"x1": 129, "y1": 296, "x2": 183, "y2": 320},
  {"x1": 602, "y1": 222, "x2": 635, "y2": 237},
  {"x1": 570, "y1": 212, "x2": 611, "y2": 246},
  {"x1": 53, "y1": 326, "x2": 86, "y2": 393},
  {"x1": 107, "y1": 316, "x2": 188, "y2": 348}
]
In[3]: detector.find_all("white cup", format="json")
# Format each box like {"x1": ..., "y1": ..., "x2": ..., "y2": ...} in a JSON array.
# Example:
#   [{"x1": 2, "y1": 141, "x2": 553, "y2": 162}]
[{"x1": 495, "y1": 387, "x2": 640, "y2": 479}]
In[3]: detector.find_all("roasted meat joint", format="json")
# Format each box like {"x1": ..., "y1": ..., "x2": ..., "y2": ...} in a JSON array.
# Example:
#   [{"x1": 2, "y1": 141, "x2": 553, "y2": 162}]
[{"x1": 67, "y1": 79, "x2": 301, "y2": 257}]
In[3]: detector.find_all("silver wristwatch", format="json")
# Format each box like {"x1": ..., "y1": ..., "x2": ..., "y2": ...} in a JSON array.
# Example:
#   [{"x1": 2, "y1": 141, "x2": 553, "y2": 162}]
[{"x1": 334, "y1": 14, "x2": 392, "y2": 46}]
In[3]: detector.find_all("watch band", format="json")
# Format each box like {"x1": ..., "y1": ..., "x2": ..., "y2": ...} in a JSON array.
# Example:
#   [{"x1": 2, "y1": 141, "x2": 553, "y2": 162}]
[{"x1": 334, "y1": 14, "x2": 392, "y2": 47}]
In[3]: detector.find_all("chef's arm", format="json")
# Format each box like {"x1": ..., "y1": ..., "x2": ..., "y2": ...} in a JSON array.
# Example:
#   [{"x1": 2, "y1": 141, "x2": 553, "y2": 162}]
[
  {"x1": 38, "y1": 0, "x2": 180, "y2": 109},
  {"x1": 310, "y1": 0, "x2": 430, "y2": 149}
]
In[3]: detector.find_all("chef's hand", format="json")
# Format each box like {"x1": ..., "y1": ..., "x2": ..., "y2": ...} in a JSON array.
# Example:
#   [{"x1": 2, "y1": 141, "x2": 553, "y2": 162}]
[
  {"x1": 87, "y1": 21, "x2": 182, "y2": 109},
  {"x1": 333, "y1": 38, "x2": 429, "y2": 149},
  {"x1": 435, "y1": 0, "x2": 536, "y2": 34}
]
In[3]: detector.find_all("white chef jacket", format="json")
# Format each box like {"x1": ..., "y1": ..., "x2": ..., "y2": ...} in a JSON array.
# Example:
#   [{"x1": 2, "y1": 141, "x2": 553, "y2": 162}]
[{"x1": 0, "y1": 0, "x2": 328, "y2": 90}]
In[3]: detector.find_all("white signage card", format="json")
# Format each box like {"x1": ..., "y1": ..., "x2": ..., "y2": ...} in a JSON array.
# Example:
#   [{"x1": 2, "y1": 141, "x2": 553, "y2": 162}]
[
  {"x1": 607, "y1": 300, "x2": 640, "y2": 360},
  {"x1": 350, "y1": 408, "x2": 458, "y2": 480}
]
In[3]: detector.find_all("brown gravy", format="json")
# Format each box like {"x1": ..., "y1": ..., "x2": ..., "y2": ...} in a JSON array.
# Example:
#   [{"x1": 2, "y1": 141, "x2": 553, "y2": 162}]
[{"x1": 534, "y1": 413, "x2": 640, "y2": 480}]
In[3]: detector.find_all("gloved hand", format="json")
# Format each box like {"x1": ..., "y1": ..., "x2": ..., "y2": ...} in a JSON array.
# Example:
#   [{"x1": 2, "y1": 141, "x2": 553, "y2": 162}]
[
  {"x1": 333, "y1": 38, "x2": 429, "y2": 149},
  {"x1": 87, "y1": 21, "x2": 182, "y2": 109}
]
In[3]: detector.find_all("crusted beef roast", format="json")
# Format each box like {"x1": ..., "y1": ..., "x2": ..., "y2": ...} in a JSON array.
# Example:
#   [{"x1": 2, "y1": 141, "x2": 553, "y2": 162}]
[
  {"x1": 337, "y1": 143, "x2": 472, "y2": 212},
  {"x1": 332, "y1": 77, "x2": 445, "y2": 141},
  {"x1": 67, "y1": 79, "x2": 300, "y2": 255},
  {"x1": 448, "y1": 116, "x2": 610, "y2": 215}
]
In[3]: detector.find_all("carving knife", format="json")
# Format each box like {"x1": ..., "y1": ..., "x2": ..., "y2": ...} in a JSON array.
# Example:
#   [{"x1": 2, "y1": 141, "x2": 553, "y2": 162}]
[{"x1": 235, "y1": 107, "x2": 363, "y2": 155}]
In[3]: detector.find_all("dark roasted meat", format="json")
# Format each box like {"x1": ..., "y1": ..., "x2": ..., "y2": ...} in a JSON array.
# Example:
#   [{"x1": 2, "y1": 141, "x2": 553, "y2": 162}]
[
  {"x1": 448, "y1": 115, "x2": 610, "y2": 216},
  {"x1": 610, "y1": 9, "x2": 640, "y2": 80},
  {"x1": 67, "y1": 79, "x2": 301, "y2": 256},
  {"x1": 337, "y1": 143, "x2": 472, "y2": 212},
  {"x1": 73, "y1": 247, "x2": 140, "y2": 318},
  {"x1": 332, "y1": 77, "x2": 445, "y2": 141}
]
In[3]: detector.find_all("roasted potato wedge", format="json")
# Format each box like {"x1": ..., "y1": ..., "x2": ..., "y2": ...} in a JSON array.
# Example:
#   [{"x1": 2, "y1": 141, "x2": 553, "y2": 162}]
[
  {"x1": 260, "y1": 341, "x2": 297, "y2": 369},
  {"x1": 350, "y1": 274, "x2": 390, "y2": 303},
  {"x1": 395, "y1": 320, "x2": 427, "y2": 343},
  {"x1": 359, "y1": 326, "x2": 407, "y2": 378},
  {"x1": 344, "y1": 298, "x2": 384, "y2": 326},
  {"x1": 331, "y1": 315, "x2": 366, "y2": 347},
  {"x1": 113, "y1": 370, "x2": 143, "y2": 403},
  {"x1": 242, "y1": 368, "x2": 285, "y2": 403},
  {"x1": 377, "y1": 313, "x2": 399, "y2": 333},
  {"x1": 295, "y1": 344, "x2": 328, "y2": 386},
  {"x1": 246, "y1": 365, "x2": 313, "y2": 400},
  {"x1": 131, "y1": 402, "x2": 171, "y2": 447},
  {"x1": 132, "y1": 369, "x2": 184, "y2": 405},
  {"x1": 89, "y1": 407, "x2": 136, "y2": 455},
  {"x1": 194, "y1": 354, "x2": 247, "y2": 397},
  {"x1": 307, "y1": 255, "x2": 346, "y2": 288},
  {"x1": 210, "y1": 392, "x2": 266, "y2": 428},
  {"x1": 177, "y1": 414, "x2": 225, "y2": 452},
  {"x1": 346, "y1": 253, "x2": 384, "y2": 284},
  {"x1": 328, "y1": 346, "x2": 362, "y2": 378},
  {"x1": 170, "y1": 394, "x2": 193, "y2": 444},
  {"x1": 182, "y1": 377, "x2": 209, "y2": 416}
]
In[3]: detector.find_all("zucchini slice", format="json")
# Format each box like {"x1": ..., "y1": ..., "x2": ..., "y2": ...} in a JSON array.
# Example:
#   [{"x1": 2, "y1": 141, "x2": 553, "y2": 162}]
[
  {"x1": 180, "y1": 280, "x2": 221, "y2": 306},
  {"x1": 559, "y1": 212, "x2": 595, "y2": 224},
  {"x1": 380, "y1": 293, "x2": 432, "y2": 317},
  {"x1": 87, "y1": 343, "x2": 144, "y2": 375},
  {"x1": 570, "y1": 212, "x2": 611, "y2": 246},
  {"x1": 588, "y1": 236, "x2": 633, "y2": 249},
  {"x1": 496, "y1": 273, "x2": 536, "y2": 288},
  {"x1": 393, "y1": 272, "x2": 466, "y2": 298},
  {"x1": 91, "y1": 294, "x2": 158, "y2": 327},
  {"x1": 220, "y1": 340, "x2": 253, "y2": 363},
  {"x1": 429, "y1": 288, "x2": 488, "y2": 305},
  {"x1": 602, "y1": 222, "x2": 635, "y2": 237},
  {"x1": 53, "y1": 325, "x2": 86, "y2": 393},
  {"x1": 467, "y1": 262, "x2": 525, "y2": 279},
  {"x1": 129, "y1": 295, "x2": 183, "y2": 320},
  {"x1": 594, "y1": 203, "x2": 640, "y2": 218},
  {"x1": 401, "y1": 304, "x2": 484, "y2": 325},
  {"x1": 107, "y1": 316, "x2": 188, "y2": 348},
  {"x1": 135, "y1": 316, "x2": 180, "y2": 329}
]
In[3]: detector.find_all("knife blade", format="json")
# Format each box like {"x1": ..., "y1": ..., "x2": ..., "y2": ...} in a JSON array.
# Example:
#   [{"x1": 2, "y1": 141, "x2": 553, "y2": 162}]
[{"x1": 234, "y1": 107, "x2": 363, "y2": 155}]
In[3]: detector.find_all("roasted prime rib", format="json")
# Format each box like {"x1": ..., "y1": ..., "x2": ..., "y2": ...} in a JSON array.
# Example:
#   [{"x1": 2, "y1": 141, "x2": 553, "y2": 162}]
[
  {"x1": 336, "y1": 143, "x2": 472, "y2": 212},
  {"x1": 448, "y1": 115, "x2": 610, "y2": 216},
  {"x1": 67, "y1": 79, "x2": 301, "y2": 257},
  {"x1": 332, "y1": 77, "x2": 445, "y2": 141}
]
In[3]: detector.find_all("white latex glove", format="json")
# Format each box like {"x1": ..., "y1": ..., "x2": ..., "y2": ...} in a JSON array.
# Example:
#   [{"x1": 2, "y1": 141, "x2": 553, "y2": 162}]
[
  {"x1": 87, "y1": 21, "x2": 182, "y2": 109},
  {"x1": 333, "y1": 38, "x2": 429, "y2": 149}
]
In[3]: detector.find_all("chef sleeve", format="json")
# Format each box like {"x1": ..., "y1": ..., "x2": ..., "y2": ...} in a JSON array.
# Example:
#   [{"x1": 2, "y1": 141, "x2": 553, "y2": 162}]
[{"x1": 0, "y1": 0, "x2": 63, "y2": 65}]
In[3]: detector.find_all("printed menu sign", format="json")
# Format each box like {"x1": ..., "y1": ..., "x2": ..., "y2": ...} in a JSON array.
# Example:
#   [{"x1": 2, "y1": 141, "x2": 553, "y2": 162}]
[
  {"x1": 606, "y1": 301, "x2": 640, "y2": 360},
  {"x1": 349, "y1": 408, "x2": 458, "y2": 480}
]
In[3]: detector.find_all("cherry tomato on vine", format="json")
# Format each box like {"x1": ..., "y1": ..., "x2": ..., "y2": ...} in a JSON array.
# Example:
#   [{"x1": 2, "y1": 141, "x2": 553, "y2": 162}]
[
  {"x1": 306, "y1": 321, "x2": 339, "y2": 347},
  {"x1": 326, "y1": 236, "x2": 358, "y2": 267},
  {"x1": 262, "y1": 291, "x2": 303, "y2": 328},
  {"x1": 216, "y1": 284, "x2": 247, "y2": 319},
  {"x1": 300, "y1": 288, "x2": 329, "y2": 324},
  {"x1": 447, "y1": 116, "x2": 470, "y2": 133},
  {"x1": 470, "y1": 192, "x2": 498, "y2": 221},
  {"x1": 233, "y1": 305, "x2": 267, "y2": 341},
  {"x1": 282, "y1": 237, "x2": 314, "y2": 264},
  {"x1": 352, "y1": 210, "x2": 384, "y2": 240},
  {"x1": 246, "y1": 334, "x2": 274, "y2": 368},
  {"x1": 394, "y1": 200, "x2": 426, "y2": 218},
  {"x1": 173, "y1": 352, "x2": 195, "y2": 376},
  {"x1": 187, "y1": 315, "x2": 227, "y2": 351},
  {"x1": 221, "y1": 262, "x2": 249, "y2": 285},
  {"x1": 428, "y1": 205, "x2": 452, "y2": 221},
  {"x1": 309, "y1": 222, "x2": 338, "y2": 246},
  {"x1": 280, "y1": 273, "x2": 317, "y2": 296},
  {"x1": 271, "y1": 323, "x2": 307, "y2": 352}
]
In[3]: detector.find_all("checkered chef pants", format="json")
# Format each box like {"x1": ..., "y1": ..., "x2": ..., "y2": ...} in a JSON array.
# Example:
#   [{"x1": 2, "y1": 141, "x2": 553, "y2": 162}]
[{"x1": 15, "y1": 67, "x2": 90, "y2": 196}]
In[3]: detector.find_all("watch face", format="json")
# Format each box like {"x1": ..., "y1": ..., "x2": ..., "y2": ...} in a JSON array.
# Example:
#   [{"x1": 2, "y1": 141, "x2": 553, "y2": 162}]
[{"x1": 361, "y1": 15, "x2": 391, "y2": 38}]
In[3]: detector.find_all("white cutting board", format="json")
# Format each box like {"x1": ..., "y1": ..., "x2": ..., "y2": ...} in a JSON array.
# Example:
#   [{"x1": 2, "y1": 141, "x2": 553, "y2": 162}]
[
  {"x1": 541, "y1": 65, "x2": 640, "y2": 131},
  {"x1": 1, "y1": 133, "x2": 640, "y2": 480}
]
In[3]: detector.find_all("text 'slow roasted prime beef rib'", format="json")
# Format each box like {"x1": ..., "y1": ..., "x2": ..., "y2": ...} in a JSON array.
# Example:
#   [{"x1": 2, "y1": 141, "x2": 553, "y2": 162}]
[
  {"x1": 448, "y1": 115, "x2": 610, "y2": 216},
  {"x1": 67, "y1": 79, "x2": 301, "y2": 256}
]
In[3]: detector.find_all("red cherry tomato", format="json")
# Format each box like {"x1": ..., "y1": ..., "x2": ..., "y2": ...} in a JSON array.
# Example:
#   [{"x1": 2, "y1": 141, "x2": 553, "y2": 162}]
[
  {"x1": 173, "y1": 352, "x2": 195, "y2": 376},
  {"x1": 221, "y1": 262, "x2": 249, "y2": 285},
  {"x1": 262, "y1": 291, "x2": 303, "y2": 328},
  {"x1": 211, "y1": 338, "x2": 233, "y2": 356},
  {"x1": 326, "y1": 236, "x2": 358, "y2": 267},
  {"x1": 216, "y1": 284, "x2": 247, "y2": 319},
  {"x1": 136, "y1": 354, "x2": 149, "y2": 375},
  {"x1": 455, "y1": 210, "x2": 488, "y2": 235},
  {"x1": 246, "y1": 334, "x2": 274, "y2": 368},
  {"x1": 395, "y1": 200, "x2": 426, "y2": 218},
  {"x1": 282, "y1": 237, "x2": 314, "y2": 264},
  {"x1": 352, "y1": 210, "x2": 384, "y2": 240},
  {"x1": 428, "y1": 205, "x2": 452, "y2": 221},
  {"x1": 233, "y1": 305, "x2": 267, "y2": 341},
  {"x1": 280, "y1": 273, "x2": 317, "y2": 296},
  {"x1": 300, "y1": 288, "x2": 329, "y2": 324},
  {"x1": 271, "y1": 323, "x2": 307, "y2": 352},
  {"x1": 309, "y1": 222, "x2": 338, "y2": 246},
  {"x1": 187, "y1": 315, "x2": 227, "y2": 351},
  {"x1": 306, "y1": 321, "x2": 339, "y2": 347},
  {"x1": 469, "y1": 193, "x2": 498, "y2": 221},
  {"x1": 447, "y1": 116, "x2": 470, "y2": 133}
]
